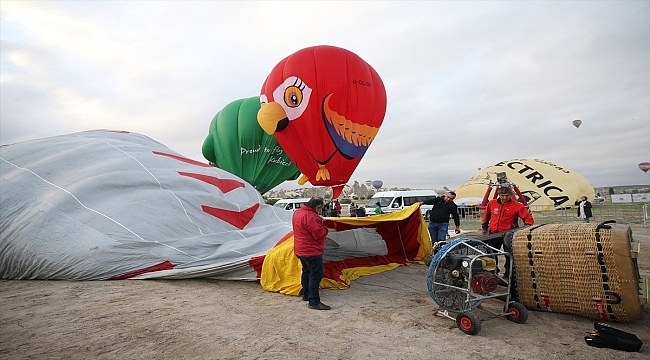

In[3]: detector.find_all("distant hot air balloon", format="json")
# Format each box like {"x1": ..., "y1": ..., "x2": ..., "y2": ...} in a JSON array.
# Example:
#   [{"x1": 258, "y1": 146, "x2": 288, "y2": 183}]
[
  {"x1": 572, "y1": 119, "x2": 582, "y2": 128},
  {"x1": 258, "y1": 45, "x2": 387, "y2": 199},
  {"x1": 478, "y1": 167, "x2": 482, "y2": 171},
  {"x1": 639, "y1": 162, "x2": 650, "y2": 173},
  {"x1": 202, "y1": 96, "x2": 300, "y2": 194},
  {"x1": 372, "y1": 180, "x2": 383, "y2": 190},
  {"x1": 365, "y1": 180, "x2": 372, "y2": 187}
]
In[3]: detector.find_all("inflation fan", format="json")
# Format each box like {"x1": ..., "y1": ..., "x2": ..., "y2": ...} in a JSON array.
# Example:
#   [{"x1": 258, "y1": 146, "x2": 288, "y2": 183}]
[{"x1": 426, "y1": 238, "x2": 528, "y2": 335}]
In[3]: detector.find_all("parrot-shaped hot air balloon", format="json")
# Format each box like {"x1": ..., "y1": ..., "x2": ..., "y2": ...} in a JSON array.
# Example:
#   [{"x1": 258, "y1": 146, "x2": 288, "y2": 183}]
[
  {"x1": 202, "y1": 96, "x2": 300, "y2": 194},
  {"x1": 257, "y1": 46, "x2": 387, "y2": 199}
]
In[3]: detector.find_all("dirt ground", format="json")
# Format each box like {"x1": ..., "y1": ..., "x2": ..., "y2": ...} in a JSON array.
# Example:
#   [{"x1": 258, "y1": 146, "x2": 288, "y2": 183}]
[{"x1": 1, "y1": 225, "x2": 649, "y2": 360}]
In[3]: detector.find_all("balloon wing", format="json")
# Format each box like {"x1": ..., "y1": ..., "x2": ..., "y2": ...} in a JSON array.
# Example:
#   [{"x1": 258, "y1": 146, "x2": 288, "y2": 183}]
[
  {"x1": 258, "y1": 46, "x2": 387, "y2": 194},
  {"x1": 203, "y1": 97, "x2": 300, "y2": 194}
]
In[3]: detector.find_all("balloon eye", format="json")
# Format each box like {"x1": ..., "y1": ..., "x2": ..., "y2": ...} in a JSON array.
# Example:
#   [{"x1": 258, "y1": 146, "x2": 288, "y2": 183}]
[{"x1": 284, "y1": 86, "x2": 303, "y2": 108}]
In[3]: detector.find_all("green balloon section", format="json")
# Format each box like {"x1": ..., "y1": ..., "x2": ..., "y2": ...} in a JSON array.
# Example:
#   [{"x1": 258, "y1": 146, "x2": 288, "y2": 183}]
[{"x1": 202, "y1": 96, "x2": 300, "y2": 194}]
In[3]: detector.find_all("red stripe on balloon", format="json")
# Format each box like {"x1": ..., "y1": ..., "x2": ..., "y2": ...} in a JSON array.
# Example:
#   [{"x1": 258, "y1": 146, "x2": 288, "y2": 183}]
[
  {"x1": 274, "y1": 231, "x2": 295, "y2": 246},
  {"x1": 108, "y1": 260, "x2": 176, "y2": 280},
  {"x1": 178, "y1": 172, "x2": 245, "y2": 193},
  {"x1": 152, "y1": 151, "x2": 212, "y2": 167},
  {"x1": 249, "y1": 255, "x2": 265, "y2": 279},
  {"x1": 202, "y1": 203, "x2": 260, "y2": 229}
]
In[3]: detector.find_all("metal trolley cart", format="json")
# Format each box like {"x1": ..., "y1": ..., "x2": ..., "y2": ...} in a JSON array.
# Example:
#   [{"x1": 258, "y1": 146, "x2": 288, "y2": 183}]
[{"x1": 426, "y1": 238, "x2": 528, "y2": 335}]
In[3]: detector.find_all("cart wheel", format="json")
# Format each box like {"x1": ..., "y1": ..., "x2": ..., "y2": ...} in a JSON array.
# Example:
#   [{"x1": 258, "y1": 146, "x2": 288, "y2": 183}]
[
  {"x1": 456, "y1": 311, "x2": 481, "y2": 335},
  {"x1": 506, "y1": 302, "x2": 528, "y2": 324}
]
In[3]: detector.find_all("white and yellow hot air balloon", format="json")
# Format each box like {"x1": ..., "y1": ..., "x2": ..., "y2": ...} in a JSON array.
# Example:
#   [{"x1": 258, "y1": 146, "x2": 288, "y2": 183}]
[{"x1": 456, "y1": 159, "x2": 595, "y2": 210}]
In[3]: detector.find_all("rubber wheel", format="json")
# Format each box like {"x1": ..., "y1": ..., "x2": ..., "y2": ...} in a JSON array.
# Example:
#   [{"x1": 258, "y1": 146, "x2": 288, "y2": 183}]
[
  {"x1": 456, "y1": 311, "x2": 481, "y2": 335},
  {"x1": 506, "y1": 302, "x2": 528, "y2": 323}
]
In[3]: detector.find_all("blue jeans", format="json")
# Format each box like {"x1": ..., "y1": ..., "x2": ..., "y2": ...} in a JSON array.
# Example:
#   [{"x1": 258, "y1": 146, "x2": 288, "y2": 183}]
[
  {"x1": 428, "y1": 222, "x2": 449, "y2": 243},
  {"x1": 297, "y1": 255, "x2": 324, "y2": 306}
]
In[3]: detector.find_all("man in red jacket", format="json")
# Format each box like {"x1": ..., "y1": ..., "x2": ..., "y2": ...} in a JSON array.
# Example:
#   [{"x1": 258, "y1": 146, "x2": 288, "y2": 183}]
[
  {"x1": 481, "y1": 187, "x2": 534, "y2": 280},
  {"x1": 293, "y1": 197, "x2": 331, "y2": 310},
  {"x1": 481, "y1": 186, "x2": 534, "y2": 248},
  {"x1": 481, "y1": 187, "x2": 535, "y2": 274}
]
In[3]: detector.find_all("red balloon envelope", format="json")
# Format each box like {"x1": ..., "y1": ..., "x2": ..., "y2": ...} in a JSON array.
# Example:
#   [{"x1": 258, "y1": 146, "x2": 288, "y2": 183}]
[
  {"x1": 639, "y1": 162, "x2": 650, "y2": 173},
  {"x1": 258, "y1": 46, "x2": 387, "y2": 198}
]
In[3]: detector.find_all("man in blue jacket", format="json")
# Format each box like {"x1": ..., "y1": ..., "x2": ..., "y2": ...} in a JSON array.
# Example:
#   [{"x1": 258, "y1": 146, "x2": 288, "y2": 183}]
[{"x1": 424, "y1": 191, "x2": 461, "y2": 243}]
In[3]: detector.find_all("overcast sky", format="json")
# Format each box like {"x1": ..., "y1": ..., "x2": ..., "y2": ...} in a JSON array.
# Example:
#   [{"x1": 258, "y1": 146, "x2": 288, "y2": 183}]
[{"x1": 1, "y1": 1, "x2": 649, "y2": 191}]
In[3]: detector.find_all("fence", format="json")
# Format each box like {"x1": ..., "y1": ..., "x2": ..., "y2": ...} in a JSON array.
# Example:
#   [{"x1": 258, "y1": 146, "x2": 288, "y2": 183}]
[{"x1": 451, "y1": 203, "x2": 649, "y2": 227}]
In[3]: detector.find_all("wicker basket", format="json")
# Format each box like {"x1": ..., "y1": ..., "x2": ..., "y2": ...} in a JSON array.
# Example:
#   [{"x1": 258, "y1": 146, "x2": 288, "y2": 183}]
[{"x1": 511, "y1": 222, "x2": 644, "y2": 322}]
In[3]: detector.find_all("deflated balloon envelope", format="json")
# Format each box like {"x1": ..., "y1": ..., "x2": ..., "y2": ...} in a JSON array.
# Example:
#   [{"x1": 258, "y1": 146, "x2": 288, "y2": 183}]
[
  {"x1": 202, "y1": 96, "x2": 300, "y2": 194},
  {"x1": 0, "y1": 130, "x2": 295, "y2": 280}
]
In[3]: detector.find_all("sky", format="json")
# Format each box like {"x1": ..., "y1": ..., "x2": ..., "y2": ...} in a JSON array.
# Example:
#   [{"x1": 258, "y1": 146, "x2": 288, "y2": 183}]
[{"x1": 1, "y1": 1, "x2": 649, "y2": 192}]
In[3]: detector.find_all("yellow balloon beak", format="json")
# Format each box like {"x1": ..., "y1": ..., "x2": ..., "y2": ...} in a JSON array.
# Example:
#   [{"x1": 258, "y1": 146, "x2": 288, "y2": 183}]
[{"x1": 257, "y1": 102, "x2": 287, "y2": 135}]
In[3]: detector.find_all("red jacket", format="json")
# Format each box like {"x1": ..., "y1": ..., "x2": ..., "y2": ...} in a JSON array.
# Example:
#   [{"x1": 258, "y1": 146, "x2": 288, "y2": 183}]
[
  {"x1": 482, "y1": 198, "x2": 534, "y2": 233},
  {"x1": 292, "y1": 205, "x2": 329, "y2": 257}
]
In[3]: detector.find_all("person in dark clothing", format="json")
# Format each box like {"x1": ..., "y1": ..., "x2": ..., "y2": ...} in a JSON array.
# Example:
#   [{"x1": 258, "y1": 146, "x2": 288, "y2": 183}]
[
  {"x1": 331, "y1": 200, "x2": 342, "y2": 217},
  {"x1": 356, "y1": 207, "x2": 366, "y2": 217},
  {"x1": 423, "y1": 191, "x2": 461, "y2": 243},
  {"x1": 574, "y1": 196, "x2": 593, "y2": 223},
  {"x1": 321, "y1": 202, "x2": 331, "y2": 217}
]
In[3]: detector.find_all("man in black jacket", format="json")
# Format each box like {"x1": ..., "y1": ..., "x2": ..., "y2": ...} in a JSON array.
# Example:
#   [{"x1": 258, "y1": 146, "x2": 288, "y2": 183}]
[{"x1": 424, "y1": 191, "x2": 461, "y2": 243}]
